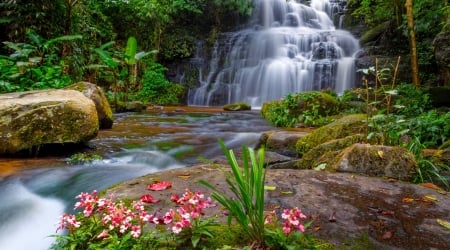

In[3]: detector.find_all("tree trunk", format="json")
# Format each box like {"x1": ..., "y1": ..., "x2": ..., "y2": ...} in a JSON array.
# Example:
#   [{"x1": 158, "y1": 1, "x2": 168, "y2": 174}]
[{"x1": 405, "y1": 0, "x2": 420, "y2": 87}]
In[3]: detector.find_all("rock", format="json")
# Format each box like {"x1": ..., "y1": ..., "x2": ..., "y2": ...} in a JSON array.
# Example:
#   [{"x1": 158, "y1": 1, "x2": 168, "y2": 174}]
[
  {"x1": 295, "y1": 114, "x2": 367, "y2": 156},
  {"x1": 295, "y1": 134, "x2": 366, "y2": 169},
  {"x1": 66, "y1": 82, "x2": 113, "y2": 129},
  {"x1": 0, "y1": 89, "x2": 98, "y2": 154},
  {"x1": 116, "y1": 101, "x2": 146, "y2": 112},
  {"x1": 257, "y1": 130, "x2": 308, "y2": 157},
  {"x1": 105, "y1": 166, "x2": 450, "y2": 249},
  {"x1": 433, "y1": 26, "x2": 450, "y2": 86},
  {"x1": 329, "y1": 143, "x2": 417, "y2": 181},
  {"x1": 223, "y1": 102, "x2": 251, "y2": 111}
]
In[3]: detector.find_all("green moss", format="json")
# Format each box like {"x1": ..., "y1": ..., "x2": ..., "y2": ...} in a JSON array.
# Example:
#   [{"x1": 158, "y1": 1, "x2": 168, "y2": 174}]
[
  {"x1": 223, "y1": 102, "x2": 251, "y2": 111},
  {"x1": 295, "y1": 114, "x2": 367, "y2": 156},
  {"x1": 296, "y1": 134, "x2": 366, "y2": 169}
]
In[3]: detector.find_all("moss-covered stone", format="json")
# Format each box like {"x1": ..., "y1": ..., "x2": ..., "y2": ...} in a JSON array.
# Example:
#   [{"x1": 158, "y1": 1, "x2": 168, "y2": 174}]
[
  {"x1": 223, "y1": 102, "x2": 251, "y2": 111},
  {"x1": 66, "y1": 82, "x2": 114, "y2": 129},
  {"x1": 0, "y1": 90, "x2": 99, "y2": 154},
  {"x1": 295, "y1": 114, "x2": 367, "y2": 156},
  {"x1": 295, "y1": 134, "x2": 366, "y2": 169},
  {"x1": 329, "y1": 143, "x2": 417, "y2": 181}
]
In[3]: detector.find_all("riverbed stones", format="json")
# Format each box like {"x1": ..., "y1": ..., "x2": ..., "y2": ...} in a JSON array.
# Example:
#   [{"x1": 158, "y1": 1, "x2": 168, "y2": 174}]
[
  {"x1": 66, "y1": 81, "x2": 113, "y2": 129},
  {"x1": 0, "y1": 89, "x2": 99, "y2": 154}
]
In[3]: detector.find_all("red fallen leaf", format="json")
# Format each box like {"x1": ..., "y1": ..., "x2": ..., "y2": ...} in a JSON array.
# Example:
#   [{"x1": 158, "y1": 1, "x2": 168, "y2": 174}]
[
  {"x1": 402, "y1": 197, "x2": 414, "y2": 203},
  {"x1": 420, "y1": 183, "x2": 442, "y2": 191},
  {"x1": 381, "y1": 210, "x2": 395, "y2": 216},
  {"x1": 140, "y1": 194, "x2": 161, "y2": 203},
  {"x1": 147, "y1": 181, "x2": 172, "y2": 191}
]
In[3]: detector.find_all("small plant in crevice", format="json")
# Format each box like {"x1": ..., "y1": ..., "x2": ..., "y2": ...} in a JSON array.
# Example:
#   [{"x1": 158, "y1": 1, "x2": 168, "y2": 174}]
[
  {"x1": 67, "y1": 153, "x2": 102, "y2": 165},
  {"x1": 408, "y1": 137, "x2": 450, "y2": 190}
]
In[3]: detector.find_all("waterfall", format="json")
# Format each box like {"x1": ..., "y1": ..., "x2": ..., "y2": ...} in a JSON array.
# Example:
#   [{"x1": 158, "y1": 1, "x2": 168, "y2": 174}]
[{"x1": 187, "y1": 0, "x2": 360, "y2": 107}]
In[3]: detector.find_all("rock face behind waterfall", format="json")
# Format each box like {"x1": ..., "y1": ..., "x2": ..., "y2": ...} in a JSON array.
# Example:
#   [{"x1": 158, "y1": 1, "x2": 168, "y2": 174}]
[{"x1": 0, "y1": 89, "x2": 99, "y2": 154}]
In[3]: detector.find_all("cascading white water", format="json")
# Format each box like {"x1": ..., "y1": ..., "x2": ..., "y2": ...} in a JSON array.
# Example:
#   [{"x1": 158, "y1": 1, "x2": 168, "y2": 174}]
[{"x1": 188, "y1": 0, "x2": 360, "y2": 107}]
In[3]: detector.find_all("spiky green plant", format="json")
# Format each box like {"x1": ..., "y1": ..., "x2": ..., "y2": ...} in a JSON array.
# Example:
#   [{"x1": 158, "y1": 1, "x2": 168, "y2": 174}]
[{"x1": 199, "y1": 139, "x2": 267, "y2": 247}]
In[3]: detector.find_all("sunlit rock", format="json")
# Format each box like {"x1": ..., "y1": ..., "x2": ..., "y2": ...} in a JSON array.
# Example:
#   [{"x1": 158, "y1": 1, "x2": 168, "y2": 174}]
[
  {"x1": 329, "y1": 143, "x2": 417, "y2": 181},
  {"x1": 66, "y1": 81, "x2": 113, "y2": 129},
  {"x1": 295, "y1": 114, "x2": 367, "y2": 156},
  {"x1": 0, "y1": 89, "x2": 98, "y2": 154}
]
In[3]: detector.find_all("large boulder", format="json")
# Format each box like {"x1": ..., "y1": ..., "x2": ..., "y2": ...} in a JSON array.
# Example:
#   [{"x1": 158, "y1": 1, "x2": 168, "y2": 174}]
[
  {"x1": 0, "y1": 89, "x2": 99, "y2": 154},
  {"x1": 66, "y1": 82, "x2": 113, "y2": 129},
  {"x1": 329, "y1": 143, "x2": 417, "y2": 181}
]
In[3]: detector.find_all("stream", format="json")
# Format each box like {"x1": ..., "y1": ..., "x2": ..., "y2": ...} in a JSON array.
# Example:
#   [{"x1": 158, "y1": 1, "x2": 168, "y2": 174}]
[{"x1": 0, "y1": 107, "x2": 277, "y2": 250}]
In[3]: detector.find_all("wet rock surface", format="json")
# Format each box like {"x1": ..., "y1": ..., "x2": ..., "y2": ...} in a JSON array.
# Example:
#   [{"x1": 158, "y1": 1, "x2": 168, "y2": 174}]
[{"x1": 106, "y1": 164, "x2": 450, "y2": 250}]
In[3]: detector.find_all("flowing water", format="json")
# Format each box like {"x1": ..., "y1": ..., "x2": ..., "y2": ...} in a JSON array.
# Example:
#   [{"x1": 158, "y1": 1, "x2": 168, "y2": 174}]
[
  {"x1": 0, "y1": 107, "x2": 276, "y2": 250},
  {"x1": 188, "y1": 0, "x2": 360, "y2": 107}
]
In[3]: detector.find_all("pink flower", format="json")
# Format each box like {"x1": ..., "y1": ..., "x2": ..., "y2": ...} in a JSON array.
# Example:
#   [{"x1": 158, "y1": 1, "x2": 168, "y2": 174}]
[
  {"x1": 97, "y1": 229, "x2": 109, "y2": 239},
  {"x1": 131, "y1": 225, "x2": 141, "y2": 238}
]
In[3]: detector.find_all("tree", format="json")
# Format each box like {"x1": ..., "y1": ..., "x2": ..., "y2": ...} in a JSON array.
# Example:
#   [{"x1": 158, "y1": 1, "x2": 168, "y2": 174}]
[{"x1": 405, "y1": 0, "x2": 420, "y2": 86}]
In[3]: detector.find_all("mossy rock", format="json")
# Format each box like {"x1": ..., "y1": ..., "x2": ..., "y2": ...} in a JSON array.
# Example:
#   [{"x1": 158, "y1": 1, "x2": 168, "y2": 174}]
[
  {"x1": 0, "y1": 89, "x2": 99, "y2": 154},
  {"x1": 328, "y1": 143, "x2": 417, "y2": 181},
  {"x1": 295, "y1": 114, "x2": 367, "y2": 156},
  {"x1": 223, "y1": 102, "x2": 251, "y2": 111},
  {"x1": 66, "y1": 82, "x2": 114, "y2": 129},
  {"x1": 260, "y1": 100, "x2": 278, "y2": 118},
  {"x1": 360, "y1": 21, "x2": 390, "y2": 46},
  {"x1": 295, "y1": 134, "x2": 366, "y2": 169}
]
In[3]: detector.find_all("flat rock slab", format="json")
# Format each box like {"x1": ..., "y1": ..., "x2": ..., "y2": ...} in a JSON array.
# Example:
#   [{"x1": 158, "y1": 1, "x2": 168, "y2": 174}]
[{"x1": 105, "y1": 165, "x2": 450, "y2": 249}]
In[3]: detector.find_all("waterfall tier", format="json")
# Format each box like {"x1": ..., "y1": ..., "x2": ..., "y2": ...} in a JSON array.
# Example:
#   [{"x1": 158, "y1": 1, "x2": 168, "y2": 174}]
[{"x1": 188, "y1": 0, "x2": 360, "y2": 107}]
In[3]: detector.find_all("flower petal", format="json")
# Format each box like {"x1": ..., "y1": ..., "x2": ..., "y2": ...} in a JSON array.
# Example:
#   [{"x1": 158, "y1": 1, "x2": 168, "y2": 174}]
[
  {"x1": 147, "y1": 181, "x2": 172, "y2": 191},
  {"x1": 140, "y1": 194, "x2": 161, "y2": 203}
]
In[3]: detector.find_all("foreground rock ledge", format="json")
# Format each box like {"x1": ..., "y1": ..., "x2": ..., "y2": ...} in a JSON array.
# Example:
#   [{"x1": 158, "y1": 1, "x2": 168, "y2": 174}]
[{"x1": 105, "y1": 165, "x2": 450, "y2": 249}]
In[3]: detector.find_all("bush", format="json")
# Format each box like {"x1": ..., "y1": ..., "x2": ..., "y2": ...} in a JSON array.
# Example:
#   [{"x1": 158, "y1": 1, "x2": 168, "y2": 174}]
[
  {"x1": 135, "y1": 60, "x2": 186, "y2": 105},
  {"x1": 262, "y1": 91, "x2": 340, "y2": 128}
]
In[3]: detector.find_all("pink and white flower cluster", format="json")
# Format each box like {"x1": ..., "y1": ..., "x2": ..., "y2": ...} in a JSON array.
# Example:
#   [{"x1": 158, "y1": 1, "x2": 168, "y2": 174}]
[
  {"x1": 57, "y1": 190, "x2": 155, "y2": 238},
  {"x1": 280, "y1": 207, "x2": 307, "y2": 234},
  {"x1": 56, "y1": 188, "x2": 215, "y2": 239},
  {"x1": 164, "y1": 189, "x2": 215, "y2": 234},
  {"x1": 265, "y1": 207, "x2": 307, "y2": 235}
]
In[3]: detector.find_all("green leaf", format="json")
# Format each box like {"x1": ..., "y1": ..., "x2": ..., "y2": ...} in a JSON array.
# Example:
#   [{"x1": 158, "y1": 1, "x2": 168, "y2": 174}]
[
  {"x1": 264, "y1": 185, "x2": 277, "y2": 191},
  {"x1": 314, "y1": 163, "x2": 326, "y2": 171},
  {"x1": 125, "y1": 36, "x2": 137, "y2": 65}
]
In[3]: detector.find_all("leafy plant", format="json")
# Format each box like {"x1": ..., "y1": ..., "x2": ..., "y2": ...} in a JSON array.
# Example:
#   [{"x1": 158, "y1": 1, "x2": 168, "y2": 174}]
[
  {"x1": 199, "y1": 139, "x2": 267, "y2": 247},
  {"x1": 136, "y1": 59, "x2": 186, "y2": 105},
  {"x1": 408, "y1": 137, "x2": 450, "y2": 190},
  {"x1": 0, "y1": 30, "x2": 81, "y2": 93},
  {"x1": 262, "y1": 91, "x2": 339, "y2": 127}
]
